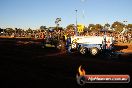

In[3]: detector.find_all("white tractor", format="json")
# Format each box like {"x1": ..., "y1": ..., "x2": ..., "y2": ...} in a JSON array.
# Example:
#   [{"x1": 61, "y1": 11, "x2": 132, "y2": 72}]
[{"x1": 66, "y1": 35, "x2": 115, "y2": 56}]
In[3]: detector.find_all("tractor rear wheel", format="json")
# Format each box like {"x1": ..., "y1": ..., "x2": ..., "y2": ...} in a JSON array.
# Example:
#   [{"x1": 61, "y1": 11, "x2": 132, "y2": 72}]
[
  {"x1": 79, "y1": 47, "x2": 87, "y2": 55},
  {"x1": 90, "y1": 47, "x2": 99, "y2": 56}
]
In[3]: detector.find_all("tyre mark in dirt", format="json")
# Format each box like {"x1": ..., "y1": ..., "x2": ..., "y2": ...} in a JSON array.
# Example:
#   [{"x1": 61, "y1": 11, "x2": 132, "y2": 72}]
[{"x1": 46, "y1": 50, "x2": 67, "y2": 56}]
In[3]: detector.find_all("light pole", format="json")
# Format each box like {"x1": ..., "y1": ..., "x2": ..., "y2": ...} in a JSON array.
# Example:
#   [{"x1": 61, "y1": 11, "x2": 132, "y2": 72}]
[
  {"x1": 3, "y1": 29, "x2": 4, "y2": 36},
  {"x1": 55, "y1": 18, "x2": 61, "y2": 40},
  {"x1": 123, "y1": 21, "x2": 127, "y2": 28},
  {"x1": 75, "y1": 10, "x2": 78, "y2": 36},
  {"x1": 123, "y1": 20, "x2": 127, "y2": 34}
]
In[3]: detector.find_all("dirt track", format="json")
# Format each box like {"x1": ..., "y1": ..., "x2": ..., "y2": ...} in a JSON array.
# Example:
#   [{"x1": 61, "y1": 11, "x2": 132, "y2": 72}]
[
  {"x1": 0, "y1": 38, "x2": 132, "y2": 88},
  {"x1": 114, "y1": 43, "x2": 132, "y2": 53}
]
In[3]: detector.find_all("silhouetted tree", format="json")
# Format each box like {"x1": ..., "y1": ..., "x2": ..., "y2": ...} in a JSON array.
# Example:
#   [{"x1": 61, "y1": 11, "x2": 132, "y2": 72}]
[
  {"x1": 5, "y1": 28, "x2": 14, "y2": 35},
  {"x1": 111, "y1": 21, "x2": 124, "y2": 32},
  {"x1": 40, "y1": 26, "x2": 47, "y2": 32},
  {"x1": 127, "y1": 24, "x2": 132, "y2": 31},
  {"x1": 94, "y1": 24, "x2": 103, "y2": 31}
]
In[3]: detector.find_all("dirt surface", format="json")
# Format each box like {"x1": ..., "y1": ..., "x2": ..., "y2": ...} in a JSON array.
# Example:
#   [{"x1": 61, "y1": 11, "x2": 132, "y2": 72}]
[
  {"x1": 0, "y1": 38, "x2": 132, "y2": 88},
  {"x1": 114, "y1": 43, "x2": 132, "y2": 53}
]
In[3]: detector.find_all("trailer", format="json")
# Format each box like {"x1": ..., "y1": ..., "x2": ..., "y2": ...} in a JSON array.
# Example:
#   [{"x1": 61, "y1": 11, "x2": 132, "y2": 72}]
[{"x1": 66, "y1": 35, "x2": 115, "y2": 56}]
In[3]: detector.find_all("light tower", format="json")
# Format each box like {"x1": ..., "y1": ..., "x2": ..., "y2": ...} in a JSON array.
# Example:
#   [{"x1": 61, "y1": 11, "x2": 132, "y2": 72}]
[{"x1": 75, "y1": 9, "x2": 78, "y2": 36}]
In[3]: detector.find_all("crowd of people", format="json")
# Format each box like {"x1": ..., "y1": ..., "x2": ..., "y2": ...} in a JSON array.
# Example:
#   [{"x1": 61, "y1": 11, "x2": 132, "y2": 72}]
[
  {"x1": 113, "y1": 32, "x2": 132, "y2": 43},
  {"x1": 66, "y1": 31, "x2": 132, "y2": 44},
  {"x1": 0, "y1": 28, "x2": 131, "y2": 44}
]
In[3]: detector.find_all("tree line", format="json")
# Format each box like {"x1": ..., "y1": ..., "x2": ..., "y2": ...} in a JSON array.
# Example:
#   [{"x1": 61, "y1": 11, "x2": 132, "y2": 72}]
[{"x1": 0, "y1": 21, "x2": 132, "y2": 36}]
